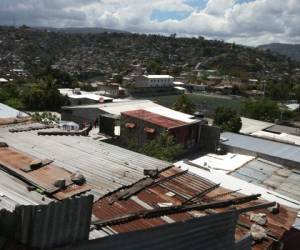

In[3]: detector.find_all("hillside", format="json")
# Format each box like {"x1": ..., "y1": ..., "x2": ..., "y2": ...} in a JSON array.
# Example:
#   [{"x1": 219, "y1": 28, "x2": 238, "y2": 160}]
[
  {"x1": 32, "y1": 26, "x2": 129, "y2": 34},
  {"x1": 258, "y1": 43, "x2": 300, "y2": 61},
  {"x1": 0, "y1": 26, "x2": 299, "y2": 81}
]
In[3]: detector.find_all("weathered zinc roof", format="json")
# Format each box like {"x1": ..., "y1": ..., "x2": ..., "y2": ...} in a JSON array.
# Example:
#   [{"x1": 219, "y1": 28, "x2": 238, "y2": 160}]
[
  {"x1": 265, "y1": 124, "x2": 300, "y2": 136},
  {"x1": 0, "y1": 103, "x2": 29, "y2": 119},
  {"x1": 92, "y1": 167, "x2": 297, "y2": 250},
  {"x1": 0, "y1": 170, "x2": 51, "y2": 211},
  {"x1": 63, "y1": 99, "x2": 196, "y2": 123},
  {"x1": 221, "y1": 132, "x2": 300, "y2": 167},
  {"x1": 240, "y1": 117, "x2": 273, "y2": 134},
  {"x1": 0, "y1": 126, "x2": 170, "y2": 198},
  {"x1": 230, "y1": 158, "x2": 300, "y2": 202}
]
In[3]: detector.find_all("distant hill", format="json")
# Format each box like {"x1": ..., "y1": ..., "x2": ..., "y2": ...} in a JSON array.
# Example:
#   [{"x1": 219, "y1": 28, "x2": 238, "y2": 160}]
[
  {"x1": 258, "y1": 43, "x2": 300, "y2": 61},
  {"x1": 31, "y1": 26, "x2": 129, "y2": 34},
  {"x1": 0, "y1": 25, "x2": 299, "y2": 81}
]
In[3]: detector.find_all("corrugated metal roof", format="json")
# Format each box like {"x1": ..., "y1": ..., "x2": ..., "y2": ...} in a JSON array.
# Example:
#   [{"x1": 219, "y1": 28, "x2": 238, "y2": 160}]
[
  {"x1": 92, "y1": 167, "x2": 297, "y2": 250},
  {"x1": 0, "y1": 103, "x2": 29, "y2": 119},
  {"x1": 56, "y1": 211, "x2": 241, "y2": 250},
  {"x1": 251, "y1": 130, "x2": 300, "y2": 145},
  {"x1": 240, "y1": 117, "x2": 273, "y2": 134},
  {"x1": 0, "y1": 147, "x2": 91, "y2": 198},
  {"x1": 0, "y1": 126, "x2": 170, "y2": 198},
  {"x1": 235, "y1": 236, "x2": 252, "y2": 250},
  {"x1": 63, "y1": 99, "x2": 196, "y2": 123},
  {"x1": 221, "y1": 132, "x2": 300, "y2": 167},
  {"x1": 1, "y1": 195, "x2": 93, "y2": 250},
  {"x1": 230, "y1": 158, "x2": 300, "y2": 202},
  {"x1": 0, "y1": 170, "x2": 51, "y2": 212},
  {"x1": 63, "y1": 99, "x2": 159, "y2": 111},
  {"x1": 265, "y1": 124, "x2": 300, "y2": 136},
  {"x1": 122, "y1": 109, "x2": 187, "y2": 128},
  {"x1": 59, "y1": 88, "x2": 113, "y2": 101}
]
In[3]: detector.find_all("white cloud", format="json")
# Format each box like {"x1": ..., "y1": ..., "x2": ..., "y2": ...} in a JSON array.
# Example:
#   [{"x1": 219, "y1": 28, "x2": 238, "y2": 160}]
[{"x1": 0, "y1": 0, "x2": 300, "y2": 45}]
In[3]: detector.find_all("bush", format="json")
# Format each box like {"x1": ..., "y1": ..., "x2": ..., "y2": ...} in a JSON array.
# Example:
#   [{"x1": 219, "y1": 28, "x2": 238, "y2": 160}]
[{"x1": 213, "y1": 107, "x2": 242, "y2": 132}]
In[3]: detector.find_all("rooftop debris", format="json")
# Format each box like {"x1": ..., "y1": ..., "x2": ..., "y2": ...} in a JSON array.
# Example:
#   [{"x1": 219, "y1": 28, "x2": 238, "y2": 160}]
[
  {"x1": 0, "y1": 125, "x2": 171, "y2": 198},
  {"x1": 0, "y1": 147, "x2": 91, "y2": 199},
  {"x1": 0, "y1": 142, "x2": 8, "y2": 147},
  {"x1": 92, "y1": 167, "x2": 298, "y2": 250},
  {"x1": 250, "y1": 213, "x2": 267, "y2": 226},
  {"x1": 21, "y1": 159, "x2": 53, "y2": 172},
  {"x1": 37, "y1": 125, "x2": 92, "y2": 136},
  {"x1": 9, "y1": 123, "x2": 54, "y2": 133},
  {"x1": 250, "y1": 224, "x2": 268, "y2": 242},
  {"x1": 93, "y1": 194, "x2": 261, "y2": 228}
]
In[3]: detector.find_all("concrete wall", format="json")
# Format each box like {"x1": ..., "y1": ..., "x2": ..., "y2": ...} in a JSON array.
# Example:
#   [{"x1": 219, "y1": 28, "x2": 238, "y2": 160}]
[
  {"x1": 199, "y1": 125, "x2": 221, "y2": 151},
  {"x1": 135, "y1": 76, "x2": 174, "y2": 88},
  {"x1": 120, "y1": 114, "x2": 201, "y2": 151},
  {"x1": 61, "y1": 107, "x2": 103, "y2": 127},
  {"x1": 120, "y1": 115, "x2": 166, "y2": 147}
]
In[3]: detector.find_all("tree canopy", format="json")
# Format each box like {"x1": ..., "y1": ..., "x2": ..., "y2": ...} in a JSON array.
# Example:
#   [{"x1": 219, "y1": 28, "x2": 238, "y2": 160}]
[
  {"x1": 172, "y1": 94, "x2": 196, "y2": 115},
  {"x1": 242, "y1": 99, "x2": 280, "y2": 122},
  {"x1": 213, "y1": 107, "x2": 242, "y2": 133},
  {"x1": 140, "y1": 132, "x2": 183, "y2": 161},
  {"x1": 22, "y1": 77, "x2": 69, "y2": 111},
  {"x1": 125, "y1": 132, "x2": 183, "y2": 162}
]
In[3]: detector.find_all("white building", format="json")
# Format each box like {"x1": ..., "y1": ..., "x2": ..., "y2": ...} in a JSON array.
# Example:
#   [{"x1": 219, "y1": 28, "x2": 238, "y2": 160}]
[
  {"x1": 0, "y1": 78, "x2": 8, "y2": 84},
  {"x1": 59, "y1": 88, "x2": 113, "y2": 105},
  {"x1": 135, "y1": 75, "x2": 174, "y2": 88}
]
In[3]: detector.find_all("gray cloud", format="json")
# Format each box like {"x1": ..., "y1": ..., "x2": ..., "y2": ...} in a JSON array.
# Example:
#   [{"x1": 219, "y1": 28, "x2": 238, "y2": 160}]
[{"x1": 0, "y1": 0, "x2": 299, "y2": 45}]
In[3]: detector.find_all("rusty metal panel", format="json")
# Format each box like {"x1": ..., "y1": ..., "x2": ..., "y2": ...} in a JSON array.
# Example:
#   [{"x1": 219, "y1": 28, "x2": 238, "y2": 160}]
[
  {"x1": 122, "y1": 109, "x2": 187, "y2": 128},
  {"x1": 92, "y1": 166, "x2": 298, "y2": 250},
  {"x1": 0, "y1": 126, "x2": 170, "y2": 198},
  {"x1": 93, "y1": 196, "x2": 166, "y2": 233},
  {"x1": 0, "y1": 147, "x2": 90, "y2": 198}
]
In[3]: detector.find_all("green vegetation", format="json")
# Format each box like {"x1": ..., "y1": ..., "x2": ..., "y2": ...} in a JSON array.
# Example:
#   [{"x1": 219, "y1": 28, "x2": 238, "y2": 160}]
[
  {"x1": 22, "y1": 78, "x2": 68, "y2": 110},
  {"x1": 146, "y1": 94, "x2": 242, "y2": 117},
  {"x1": 242, "y1": 99, "x2": 280, "y2": 122},
  {"x1": 0, "y1": 74, "x2": 71, "y2": 111},
  {"x1": 172, "y1": 94, "x2": 196, "y2": 114},
  {"x1": 213, "y1": 107, "x2": 242, "y2": 133},
  {"x1": 146, "y1": 60, "x2": 163, "y2": 74},
  {"x1": 1, "y1": 26, "x2": 298, "y2": 82},
  {"x1": 126, "y1": 133, "x2": 183, "y2": 162}
]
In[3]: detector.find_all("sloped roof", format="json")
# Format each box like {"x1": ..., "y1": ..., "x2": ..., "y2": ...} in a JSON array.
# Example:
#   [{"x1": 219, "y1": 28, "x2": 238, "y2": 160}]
[
  {"x1": 0, "y1": 126, "x2": 170, "y2": 199},
  {"x1": 122, "y1": 109, "x2": 187, "y2": 128}
]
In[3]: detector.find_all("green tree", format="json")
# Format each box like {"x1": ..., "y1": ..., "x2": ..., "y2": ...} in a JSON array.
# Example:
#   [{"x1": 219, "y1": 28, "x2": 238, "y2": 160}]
[
  {"x1": 5, "y1": 98, "x2": 25, "y2": 110},
  {"x1": 22, "y1": 78, "x2": 67, "y2": 111},
  {"x1": 242, "y1": 99, "x2": 280, "y2": 122},
  {"x1": 213, "y1": 107, "x2": 242, "y2": 133},
  {"x1": 172, "y1": 95, "x2": 196, "y2": 114},
  {"x1": 146, "y1": 60, "x2": 162, "y2": 74},
  {"x1": 266, "y1": 82, "x2": 291, "y2": 101},
  {"x1": 140, "y1": 132, "x2": 183, "y2": 161},
  {"x1": 113, "y1": 74, "x2": 123, "y2": 85}
]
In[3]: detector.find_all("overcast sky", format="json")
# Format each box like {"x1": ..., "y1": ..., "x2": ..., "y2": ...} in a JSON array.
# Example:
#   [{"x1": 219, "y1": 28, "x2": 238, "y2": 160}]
[{"x1": 0, "y1": 0, "x2": 299, "y2": 46}]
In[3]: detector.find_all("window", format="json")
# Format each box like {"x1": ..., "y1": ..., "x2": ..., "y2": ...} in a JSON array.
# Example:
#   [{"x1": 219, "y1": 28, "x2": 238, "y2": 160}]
[{"x1": 125, "y1": 122, "x2": 136, "y2": 129}]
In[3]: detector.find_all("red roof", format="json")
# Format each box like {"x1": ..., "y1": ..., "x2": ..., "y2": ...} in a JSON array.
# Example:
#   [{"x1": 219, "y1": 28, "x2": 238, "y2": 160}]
[{"x1": 122, "y1": 109, "x2": 187, "y2": 129}]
